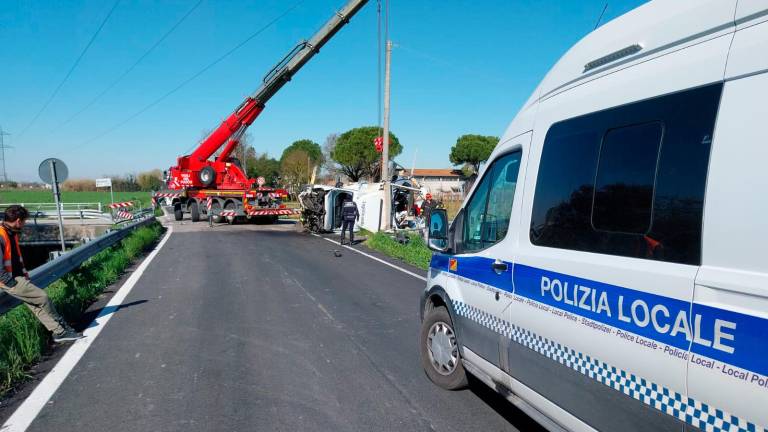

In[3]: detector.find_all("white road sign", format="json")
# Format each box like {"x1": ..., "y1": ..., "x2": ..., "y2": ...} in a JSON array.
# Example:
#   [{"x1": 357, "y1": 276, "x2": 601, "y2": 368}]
[{"x1": 95, "y1": 178, "x2": 112, "y2": 188}]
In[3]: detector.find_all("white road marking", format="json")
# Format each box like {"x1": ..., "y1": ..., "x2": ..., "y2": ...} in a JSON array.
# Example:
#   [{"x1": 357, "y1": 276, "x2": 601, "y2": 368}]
[
  {"x1": 316, "y1": 235, "x2": 427, "y2": 282},
  {"x1": 1, "y1": 226, "x2": 174, "y2": 432}
]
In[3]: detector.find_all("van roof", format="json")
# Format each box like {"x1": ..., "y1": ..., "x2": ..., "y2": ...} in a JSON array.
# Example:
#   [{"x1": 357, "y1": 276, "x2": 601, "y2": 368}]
[{"x1": 530, "y1": 0, "x2": 736, "y2": 104}]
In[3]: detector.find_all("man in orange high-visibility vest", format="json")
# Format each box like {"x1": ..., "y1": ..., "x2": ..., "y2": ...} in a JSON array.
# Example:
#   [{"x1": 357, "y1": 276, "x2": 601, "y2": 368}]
[{"x1": 1, "y1": 205, "x2": 82, "y2": 343}]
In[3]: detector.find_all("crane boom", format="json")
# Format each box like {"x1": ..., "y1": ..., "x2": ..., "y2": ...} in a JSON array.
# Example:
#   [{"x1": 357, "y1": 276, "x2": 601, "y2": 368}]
[
  {"x1": 186, "y1": 0, "x2": 368, "y2": 167},
  {"x1": 253, "y1": 0, "x2": 368, "y2": 105}
]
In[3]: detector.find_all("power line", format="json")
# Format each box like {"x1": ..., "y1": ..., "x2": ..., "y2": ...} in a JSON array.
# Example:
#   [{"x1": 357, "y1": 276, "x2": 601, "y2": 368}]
[
  {"x1": 18, "y1": 0, "x2": 122, "y2": 139},
  {"x1": 52, "y1": 0, "x2": 204, "y2": 132},
  {"x1": 594, "y1": 3, "x2": 608, "y2": 30},
  {"x1": 74, "y1": 0, "x2": 305, "y2": 151}
]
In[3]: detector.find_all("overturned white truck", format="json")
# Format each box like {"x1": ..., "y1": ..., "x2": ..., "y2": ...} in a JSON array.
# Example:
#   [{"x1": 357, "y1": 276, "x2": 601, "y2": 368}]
[{"x1": 298, "y1": 178, "x2": 424, "y2": 234}]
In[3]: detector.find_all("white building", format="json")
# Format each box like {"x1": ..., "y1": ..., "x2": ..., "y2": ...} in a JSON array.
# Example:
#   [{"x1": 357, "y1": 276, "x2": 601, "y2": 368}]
[{"x1": 407, "y1": 168, "x2": 466, "y2": 198}]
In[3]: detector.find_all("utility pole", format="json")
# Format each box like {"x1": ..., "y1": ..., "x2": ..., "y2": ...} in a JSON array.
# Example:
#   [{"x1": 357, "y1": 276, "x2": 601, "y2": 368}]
[
  {"x1": 381, "y1": 40, "x2": 393, "y2": 231},
  {"x1": 0, "y1": 127, "x2": 11, "y2": 183}
]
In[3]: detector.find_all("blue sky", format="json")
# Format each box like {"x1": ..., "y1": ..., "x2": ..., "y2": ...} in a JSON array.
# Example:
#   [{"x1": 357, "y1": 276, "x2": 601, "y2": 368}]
[{"x1": 1, "y1": 0, "x2": 647, "y2": 182}]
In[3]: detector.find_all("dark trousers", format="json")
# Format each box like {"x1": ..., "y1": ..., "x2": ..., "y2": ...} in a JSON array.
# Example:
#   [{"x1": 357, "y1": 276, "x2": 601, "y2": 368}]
[{"x1": 341, "y1": 220, "x2": 355, "y2": 244}]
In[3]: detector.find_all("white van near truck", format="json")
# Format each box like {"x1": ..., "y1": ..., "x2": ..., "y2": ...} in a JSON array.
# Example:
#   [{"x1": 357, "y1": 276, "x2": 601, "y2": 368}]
[{"x1": 419, "y1": 1, "x2": 768, "y2": 431}]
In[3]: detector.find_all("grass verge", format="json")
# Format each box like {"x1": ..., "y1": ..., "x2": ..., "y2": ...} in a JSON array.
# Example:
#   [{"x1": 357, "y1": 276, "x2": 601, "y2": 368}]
[
  {"x1": 0, "y1": 222, "x2": 163, "y2": 397},
  {"x1": 362, "y1": 229, "x2": 432, "y2": 270}
]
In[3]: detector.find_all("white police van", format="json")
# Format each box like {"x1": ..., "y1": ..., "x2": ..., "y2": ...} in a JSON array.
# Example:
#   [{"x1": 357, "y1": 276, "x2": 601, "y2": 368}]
[{"x1": 420, "y1": 1, "x2": 768, "y2": 431}]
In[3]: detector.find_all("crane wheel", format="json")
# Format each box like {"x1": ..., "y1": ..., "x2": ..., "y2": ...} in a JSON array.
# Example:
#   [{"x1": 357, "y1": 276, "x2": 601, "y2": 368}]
[
  {"x1": 190, "y1": 201, "x2": 201, "y2": 222},
  {"x1": 199, "y1": 166, "x2": 216, "y2": 187},
  {"x1": 225, "y1": 202, "x2": 237, "y2": 225},
  {"x1": 211, "y1": 201, "x2": 223, "y2": 223},
  {"x1": 174, "y1": 204, "x2": 183, "y2": 221}
]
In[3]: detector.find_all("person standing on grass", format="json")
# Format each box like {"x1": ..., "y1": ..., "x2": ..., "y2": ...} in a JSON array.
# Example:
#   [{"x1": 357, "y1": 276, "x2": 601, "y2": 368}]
[
  {"x1": 0, "y1": 205, "x2": 83, "y2": 343},
  {"x1": 340, "y1": 198, "x2": 359, "y2": 246}
]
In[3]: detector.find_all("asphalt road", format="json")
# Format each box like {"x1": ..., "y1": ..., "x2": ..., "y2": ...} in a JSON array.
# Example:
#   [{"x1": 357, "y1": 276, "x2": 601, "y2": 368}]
[{"x1": 23, "y1": 221, "x2": 543, "y2": 432}]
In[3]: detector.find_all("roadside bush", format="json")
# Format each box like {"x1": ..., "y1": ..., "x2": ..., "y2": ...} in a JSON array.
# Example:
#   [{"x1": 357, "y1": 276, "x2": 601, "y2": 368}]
[
  {"x1": 137, "y1": 170, "x2": 164, "y2": 192},
  {"x1": 62, "y1": 179, "x2": 97, "y2": 192},
  {"x1": 0, "y1": 222, "x2": 163, "y2": 396}
]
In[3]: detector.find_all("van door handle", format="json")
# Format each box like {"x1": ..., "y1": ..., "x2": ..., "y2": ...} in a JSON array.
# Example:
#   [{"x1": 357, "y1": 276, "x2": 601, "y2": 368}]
[{"x1": 491, "y1": 260, "x2": 508, "y2": 274}]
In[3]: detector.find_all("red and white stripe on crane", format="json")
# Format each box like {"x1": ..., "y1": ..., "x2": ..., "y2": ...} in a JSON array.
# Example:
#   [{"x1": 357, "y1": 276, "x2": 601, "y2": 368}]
[{"x1": 247, "y1": 208, "x2": 299, "y2": 216}]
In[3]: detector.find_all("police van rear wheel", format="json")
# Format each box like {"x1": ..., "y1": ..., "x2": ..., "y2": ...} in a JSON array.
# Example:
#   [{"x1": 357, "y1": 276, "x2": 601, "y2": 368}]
[{"x1": 420, "y1": 305, "x2": 467, "y2": 390}]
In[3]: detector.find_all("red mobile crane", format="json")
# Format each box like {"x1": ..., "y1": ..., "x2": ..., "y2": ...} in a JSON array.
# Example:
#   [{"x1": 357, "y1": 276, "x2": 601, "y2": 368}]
[{"x1": 157, "y1": 0, "x2": 368, "y2": 224}]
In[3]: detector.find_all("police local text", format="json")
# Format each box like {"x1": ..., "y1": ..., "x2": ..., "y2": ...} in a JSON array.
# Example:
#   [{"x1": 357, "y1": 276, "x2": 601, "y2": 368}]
[{"x1": 540, "y1": 276, "x2": 736, "y2": 354}]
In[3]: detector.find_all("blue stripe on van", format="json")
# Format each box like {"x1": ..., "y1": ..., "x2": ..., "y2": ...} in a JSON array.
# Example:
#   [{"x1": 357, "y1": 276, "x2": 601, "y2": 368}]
[
  {"x1": 452, "y1": 300, "x2": 764, "y2": 432},
  {"x1": 429, "y1": 255, "x2": 768, "y2": 377}
]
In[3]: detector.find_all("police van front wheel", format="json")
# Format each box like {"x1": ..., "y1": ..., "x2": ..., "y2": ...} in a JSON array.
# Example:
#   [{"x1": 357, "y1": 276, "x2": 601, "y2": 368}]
[{"x1": 420, "y1": 305, "x2": 468, "y2": 390}]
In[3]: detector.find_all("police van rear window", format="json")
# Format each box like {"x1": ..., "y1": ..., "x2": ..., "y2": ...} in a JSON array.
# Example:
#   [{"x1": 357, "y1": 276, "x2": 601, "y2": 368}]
[{"x1": 529, "y1": 83, "x2": 723, "y2": 265}]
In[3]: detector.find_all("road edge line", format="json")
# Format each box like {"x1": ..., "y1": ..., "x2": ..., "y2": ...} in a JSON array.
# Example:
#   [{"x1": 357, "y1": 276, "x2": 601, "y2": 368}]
[
  {"x1": 315, "y1": 235, "x2": 427, "y2": 282},
  {"x1": 1, "y1": 226, "x2": 174, "y2": 432}
]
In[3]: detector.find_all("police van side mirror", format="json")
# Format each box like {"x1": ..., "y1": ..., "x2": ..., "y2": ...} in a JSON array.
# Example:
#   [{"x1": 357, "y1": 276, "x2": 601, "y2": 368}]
[{"x1": 427, "y1": 209, "x2": 449, "y2": 252}]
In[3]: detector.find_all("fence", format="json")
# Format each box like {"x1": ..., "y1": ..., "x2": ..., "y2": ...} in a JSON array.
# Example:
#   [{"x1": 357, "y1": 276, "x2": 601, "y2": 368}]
[{"x1": 0, "y1": 216, "x2": 157, "y2": 316}]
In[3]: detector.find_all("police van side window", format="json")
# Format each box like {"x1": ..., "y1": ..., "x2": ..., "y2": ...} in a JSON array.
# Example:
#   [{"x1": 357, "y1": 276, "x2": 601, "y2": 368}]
[
  {"x1": 592, "y1": 121, "x2": 663, "y2": 234},
  {"x1": 462, "y1": 151, "x2": 522, "y2": 252},
  {"x1": 529, "y1": 83, "x2": 722, "y2": 265}
]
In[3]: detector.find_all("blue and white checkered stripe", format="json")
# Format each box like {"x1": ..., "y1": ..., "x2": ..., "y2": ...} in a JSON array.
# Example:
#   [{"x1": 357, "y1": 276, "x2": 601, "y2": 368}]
[{"x1": 452, "y1": 300, "x2": 765, "y2": 432}]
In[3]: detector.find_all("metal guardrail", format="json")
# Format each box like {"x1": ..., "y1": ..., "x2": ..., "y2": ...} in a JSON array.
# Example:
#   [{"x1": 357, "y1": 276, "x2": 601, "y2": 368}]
[
  {"x1": 2, "y1": 202, "x2": 104, "y2": 212},
  {"x1": 27, "y1": 209, "x2": 114, "y2": 223},
  {"x1": 0, "y1": 216, "x2": 157, "y2": 316}
]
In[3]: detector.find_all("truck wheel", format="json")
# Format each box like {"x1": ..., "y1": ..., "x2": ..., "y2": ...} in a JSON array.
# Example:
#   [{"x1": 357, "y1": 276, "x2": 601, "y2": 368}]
[
  {"x1": 211, "y1": 201, "x2": 223, "y2": 223},
  {"x1": 225, "y1": 202, "x2": 237, "y2": 225},
  {"x1": 190, "y1": 201, "x2": 201, "y2": 222},
  {"x1": 420, "y1": 305, "x2": 468, "y2": 390},
  {"x1": 199, "y1": 166, "x2": 216, "y2": 187},
  {"x1": 174, "y1": 204, "x2": 183, "y2": 221}
]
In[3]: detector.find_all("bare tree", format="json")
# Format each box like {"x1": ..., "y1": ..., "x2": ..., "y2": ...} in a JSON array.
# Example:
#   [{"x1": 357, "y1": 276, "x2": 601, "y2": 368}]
[
  {"x1": 322, "y1": 133, "x2": 340, "y2": 178},
  {"x1": 280, "y1": 149, "x2": 311, "y2": 196}
]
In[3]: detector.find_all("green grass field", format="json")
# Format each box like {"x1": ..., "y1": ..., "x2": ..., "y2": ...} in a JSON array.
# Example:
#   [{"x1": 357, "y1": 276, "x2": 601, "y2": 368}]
[
  {"x1": 361, "y1": 229, "x2": 432, "y2": 270},
  {"x1": 0, "y1": 190, "x2": 152, "y2": 209}
]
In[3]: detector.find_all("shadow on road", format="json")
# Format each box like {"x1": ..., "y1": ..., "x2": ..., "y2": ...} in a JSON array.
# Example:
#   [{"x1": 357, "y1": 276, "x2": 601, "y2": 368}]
[
  {"x1": 77, "y1": 300, "x2": 149, "y2": 330},
  {"x1": 467, "y1": 375, "x2": 548, "y2": 431}
]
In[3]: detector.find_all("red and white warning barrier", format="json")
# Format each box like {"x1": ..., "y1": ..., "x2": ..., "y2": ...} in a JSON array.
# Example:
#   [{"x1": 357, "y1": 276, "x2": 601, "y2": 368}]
[
  {"x1": 108, "y1": 201, "x2": 134, "y2": 209},
  {"x1": 206, "y1": 197, "x2": 213, "y2": 211},
  {"x1": 154, "y1": 192, "x2": 181, "y2": 198},
  {"x1": 218, "y1": 210, "x2": 237, "y2": 217},
  {"x1": 115, "y1": 211, "x2": 133, "y2": 220}
]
